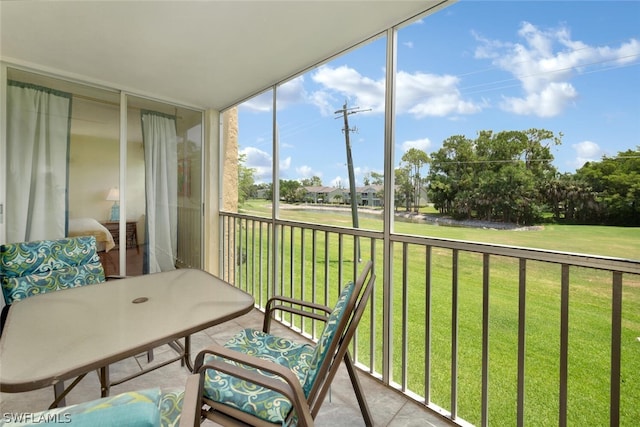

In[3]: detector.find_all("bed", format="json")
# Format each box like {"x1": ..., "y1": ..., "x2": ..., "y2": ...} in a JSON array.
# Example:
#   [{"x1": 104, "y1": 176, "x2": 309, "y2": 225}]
[{"x1": 68, "y1": 218, "x2": 116, "y2": 252}]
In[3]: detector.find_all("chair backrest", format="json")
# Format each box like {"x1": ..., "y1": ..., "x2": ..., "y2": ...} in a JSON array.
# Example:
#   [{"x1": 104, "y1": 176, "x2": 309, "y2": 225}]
[
  {"x1": 0, "y1": 235, "x2": 105, "y2": 305},
  {"x1": 301, "y1": 279, "x2": 356, "y2": 396},
  {"x1": 302, "y1": 260, "x2": 375, "y2": 412}
]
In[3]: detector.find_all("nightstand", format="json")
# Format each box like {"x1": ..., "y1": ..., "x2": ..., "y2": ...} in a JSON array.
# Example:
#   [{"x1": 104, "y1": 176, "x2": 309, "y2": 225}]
[{"x1": 102, "y1": 221, "x2": 138, "y2": 250}]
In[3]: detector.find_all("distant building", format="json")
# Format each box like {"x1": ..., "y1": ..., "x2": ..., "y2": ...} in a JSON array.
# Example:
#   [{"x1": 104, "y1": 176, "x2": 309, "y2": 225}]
[
  {"x1": 303, "y1": 186, "x2": 346, "y2": 204},
  {"x1": 356, "y1": 185, "x2": 384, "y2": 207},
  {"x1": 303, "y1": 184, "x2": 384, "y2": 207}
]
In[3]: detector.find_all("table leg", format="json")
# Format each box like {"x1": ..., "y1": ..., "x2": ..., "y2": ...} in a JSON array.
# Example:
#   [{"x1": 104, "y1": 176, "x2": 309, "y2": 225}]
[
  {"x1": 100, "y1": 366, "x2": 110, "y2": 397},
  {"x1": 184, "y1": 336, "x2": 193, "y2": 371},
  {"x1": 53, "y1": 382, "x2": 66, "y2": 408},
  {"x1": 49, "y1": 374, "x2": 87, "y2": 409}
]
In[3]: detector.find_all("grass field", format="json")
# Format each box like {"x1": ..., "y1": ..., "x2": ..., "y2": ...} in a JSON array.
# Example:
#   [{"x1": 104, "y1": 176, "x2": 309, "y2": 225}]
[{"x1": 236, "y1": 200, "x2": 640, "y2": 425}]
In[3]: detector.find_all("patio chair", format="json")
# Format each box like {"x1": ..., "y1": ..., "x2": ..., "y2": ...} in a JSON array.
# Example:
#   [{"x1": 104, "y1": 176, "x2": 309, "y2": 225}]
[
  {"x1": 0, "y1": 236, "x2": 106, "y2": 335},
  {"x1": 193, "y1": 260, "x2": 376, "y2": 427},
  {"x1": 0, "y1": 373, "x2": 203, "y2": 427}
]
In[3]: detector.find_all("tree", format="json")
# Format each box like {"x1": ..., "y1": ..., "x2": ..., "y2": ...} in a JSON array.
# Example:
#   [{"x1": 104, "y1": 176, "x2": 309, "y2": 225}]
[
  {"x1": 260, "y1": 182, "x2": 273, "y2": 201},
  {"x1": 574, "y1": 148, "x2": 640, "y2": 225},
  {"x1": 280, "y1": 179, "x2": 302, "y2": 203},
  {"x1": 300, "y1": 176, "x2": 322, "y2": 187},
  {"x1": 401, "y1": 148, "x2": 430, "y2": 212},
  {"x1": 394, "y1": 166, "x2": 413, "y2": 212},
  {"x1": 364, "y1": 171, "x2": 384, "y2": 186},
  {"x1": 428, "y1": 135, "x2": 475, "y2": 215},
  {"x1": 238, "y1": 153, "x2": 256, "y2": 205},
  {"x1": 427, "y1": 129, "x2": 561, "y2": 225}
]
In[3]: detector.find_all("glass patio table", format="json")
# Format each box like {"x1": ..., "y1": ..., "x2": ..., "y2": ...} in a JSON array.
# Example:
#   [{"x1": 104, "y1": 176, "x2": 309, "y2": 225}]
[{"x1": 0, "y1": 268, "x2": 254, "y2": 407}]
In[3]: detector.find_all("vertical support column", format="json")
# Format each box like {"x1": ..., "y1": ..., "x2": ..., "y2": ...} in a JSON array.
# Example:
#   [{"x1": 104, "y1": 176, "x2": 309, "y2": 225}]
[
  {"x1": 214, "y1": 108, "x2": 233, "y2": 278},
  {"x1": 610, "y1": 271, "x2": 622, "y2": 427},
  {"x1": 424, "y1": 246, "x2": 433, "y2": 403},
  {"x1": 481, "y1": 253, "x2": 491, "y2": 427},
  {"x1": 119, "y1": 92, "x2": 128, "y2": 276},
  {"x1": 401, "y1": 243, "x2": 409, "y2": 391},
  {"x1": 517, "y1": 258, "x2": 527, "y2": 427},
  {"x1": 382, "y1": 25, "x2": 398, "y2": 386},
  {"x1": 271, "y1": 88, "x2": 279, "y2": 300},
  {"x1": 559, "y1": 264, "x2": 570, "y2": 427},
  {"x1": 0, "y1": 63, "x2": 7, "y2": 245},
  {"x1": 450, "y1": 249, "x2": 459, "y2": 419}
]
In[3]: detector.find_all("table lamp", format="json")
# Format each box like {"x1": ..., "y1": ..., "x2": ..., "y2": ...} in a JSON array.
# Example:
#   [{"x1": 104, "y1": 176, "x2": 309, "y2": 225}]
[{"x1": 106, "y1": 188, "x2": 120, "y2": 221}]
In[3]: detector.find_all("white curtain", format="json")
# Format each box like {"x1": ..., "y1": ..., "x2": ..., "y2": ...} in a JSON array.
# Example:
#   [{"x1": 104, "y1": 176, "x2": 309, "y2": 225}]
[
  {"x1": 141, "y1": 111, "x2": 178, "y2": 273},
  {"x1": 6, "y1": 81, "x2": 72, "y2": 243}
]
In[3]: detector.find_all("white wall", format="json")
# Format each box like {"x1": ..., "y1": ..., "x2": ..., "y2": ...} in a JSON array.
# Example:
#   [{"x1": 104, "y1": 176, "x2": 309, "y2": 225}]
[{"x1": 68, "y1": 134, "x2": 146, "y2": 241}]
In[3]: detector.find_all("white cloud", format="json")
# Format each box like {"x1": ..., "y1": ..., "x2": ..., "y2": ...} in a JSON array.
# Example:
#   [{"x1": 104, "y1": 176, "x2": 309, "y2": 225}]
[
  {"x1": 309, "y1": 90, "x2": 337, "y2": 116},
  {"x1": 311, "y1": 65, "x2": 483, "y2": 118},
  {"x1": 500, "y1": 81, "x2": 577, "y2": 117},
  {"x1": 312, "y1": 65, "x2": 385, "y2": 113},
  {"x1": 331, "y1": 176, "x2": 344, "y2": 188},
  {"x1": 403, "y1": 41, "x2": 414, "y2": 49},
  {"x1": 241, "y1": 146, "x2": 272, "y2": 182},
  {"x1": 240, "y1": 147, "x2": 291, "y2": 182},
  {"x1": 401, "y1": 138, "x2": 431, "y2": 153},
  {"x1": 240, "y1": 91, "x2": 272, "y2": 113},
  {"x1": 280, "y1": 156, "x2": 291, "y2": 172},
  {"x1": 277, "y1": 76, "x2": 307, "y2": 109},
  {"x1": 295, "y1": 165, "x2": 322, "y2": 179},
  {"x1": 239, "y1": 76, "x2": 307, "y2": 112},
  {"x1": 571, "y1": 140, "x2": 602, "y2": 169},
  {"x1": 475, "y1": 22, "x2": 640, "y2": 117}
]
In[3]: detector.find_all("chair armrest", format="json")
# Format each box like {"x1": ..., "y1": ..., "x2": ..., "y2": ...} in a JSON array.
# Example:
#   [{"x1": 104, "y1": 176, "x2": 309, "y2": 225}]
[
  {"x1": 264, "y1": 295, "x2": 332, "y2": 332},
  {"x1": 179, "y1": 374, "x2": 204, "y2": 427},
  {"x1": 194, "y1": 344, "x2": 314, "y2": 427}
]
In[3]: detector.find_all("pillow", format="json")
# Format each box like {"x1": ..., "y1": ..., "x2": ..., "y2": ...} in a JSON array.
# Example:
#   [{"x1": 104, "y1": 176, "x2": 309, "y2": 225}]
[
  {"x1": 62, "y1": 401, "x2": 160, "y2": 427},
  {"x1": 2, "y1": 389, "x2": 162, "y2": 427}
]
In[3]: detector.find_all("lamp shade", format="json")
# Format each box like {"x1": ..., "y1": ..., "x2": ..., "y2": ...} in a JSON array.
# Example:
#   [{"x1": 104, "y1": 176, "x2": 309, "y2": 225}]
[{"x1": 106, "y1": 188, "x2": 119, "y2": 202}]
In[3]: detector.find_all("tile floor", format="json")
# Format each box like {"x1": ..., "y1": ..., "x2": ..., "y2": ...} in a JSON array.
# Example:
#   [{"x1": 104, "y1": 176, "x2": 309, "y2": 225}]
[{"x1": 0, "y1": 309, "x2": 454, "y2": 427}]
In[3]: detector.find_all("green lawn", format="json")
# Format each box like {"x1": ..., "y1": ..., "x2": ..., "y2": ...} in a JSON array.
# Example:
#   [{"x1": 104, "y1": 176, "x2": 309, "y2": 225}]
[
  {"x1": 242, "y1": 199, "x2": 640, "y2": 259},
  {"x1": 236, "y1": 200, "x2": 640, "y2": 425}
]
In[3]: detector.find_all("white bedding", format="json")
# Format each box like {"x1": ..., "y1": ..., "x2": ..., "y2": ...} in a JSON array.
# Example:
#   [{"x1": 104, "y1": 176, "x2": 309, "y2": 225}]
[{"x1": 68, "y1": 218, "x2": 116, "y2": 252}]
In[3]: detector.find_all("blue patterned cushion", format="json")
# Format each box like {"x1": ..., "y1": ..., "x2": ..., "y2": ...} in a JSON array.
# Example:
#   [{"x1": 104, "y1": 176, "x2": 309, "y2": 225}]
[
  {"x1": 202, "y1": 282, "x2": 356, "y2": 424},
  {"x1": 1, "y1": 388, "x2": 181, "y2": 426},
  {"x1": 203, "y1": 329, "x2": 314, "y2": 424},
  {"x1": 159, "y1": 389, "x2": 185, "y2": 427},
  {"x1": 0, "y1": 236, "x2": 105, "y2": 305},
  {"x1": 301, "y1": 282, "x2": 355, "y2": 396}
]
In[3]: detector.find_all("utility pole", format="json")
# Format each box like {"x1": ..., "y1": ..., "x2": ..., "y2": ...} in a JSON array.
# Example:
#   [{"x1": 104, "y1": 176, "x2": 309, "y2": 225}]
[{"x1": 335, "y1": 101, "x2": 371, "y2": 262}]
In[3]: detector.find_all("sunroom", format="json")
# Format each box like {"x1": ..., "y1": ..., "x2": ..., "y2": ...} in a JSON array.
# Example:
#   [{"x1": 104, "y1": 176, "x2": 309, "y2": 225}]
[{"x1": 1, "y1": 1, "x2": 639, "y2": 427}]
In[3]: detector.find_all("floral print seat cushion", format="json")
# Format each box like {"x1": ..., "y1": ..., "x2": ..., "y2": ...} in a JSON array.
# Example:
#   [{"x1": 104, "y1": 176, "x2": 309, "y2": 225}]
[
  {"x1": 0, "y1": 236, "x2": 105, "y2": 305},
  {"x1": 0, "y1": 388, "x2": 184, "y2": 427},
  {"x1": 202, "y1": 281, "x2": 356, "y2": 425}
]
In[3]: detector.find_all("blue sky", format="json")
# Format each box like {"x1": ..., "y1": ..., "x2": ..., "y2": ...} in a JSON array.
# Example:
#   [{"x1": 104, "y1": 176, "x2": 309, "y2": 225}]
[{"x1": 237, "y1": 1, "x2": 640, "y2": 187}]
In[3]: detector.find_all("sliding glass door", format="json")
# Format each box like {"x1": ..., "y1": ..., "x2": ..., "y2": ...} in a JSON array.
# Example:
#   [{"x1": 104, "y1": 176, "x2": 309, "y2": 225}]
[
  {"x1": 2, "y1": 68, "x2": 203, "y2": 276},
  {"x1": 127, "y1": 95, "x2": 203, "y2": 274},
  {"x1": 4, "y1": 68, "x2": 121, "y2": 277}
]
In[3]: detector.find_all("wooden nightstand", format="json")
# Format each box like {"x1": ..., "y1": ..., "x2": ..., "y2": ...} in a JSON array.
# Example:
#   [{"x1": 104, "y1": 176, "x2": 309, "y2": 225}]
[{"x1": 102, "y1": 221, "x2": 138, "y2": 249}]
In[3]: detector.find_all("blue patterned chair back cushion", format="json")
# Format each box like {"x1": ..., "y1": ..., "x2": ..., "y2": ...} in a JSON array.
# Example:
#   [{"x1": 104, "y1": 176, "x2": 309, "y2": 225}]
[
  {"x1": 301, "y1": 281, "x2": 356, "y2": 396},
  {"x1": 0, "y1": 236, "x2": 105, "y2": 305}
]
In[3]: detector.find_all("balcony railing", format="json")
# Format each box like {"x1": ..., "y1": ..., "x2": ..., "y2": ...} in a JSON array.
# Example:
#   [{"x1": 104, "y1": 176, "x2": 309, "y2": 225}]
[{"x1": 219, "y1": 211, "x2": 640, "y2": 427}]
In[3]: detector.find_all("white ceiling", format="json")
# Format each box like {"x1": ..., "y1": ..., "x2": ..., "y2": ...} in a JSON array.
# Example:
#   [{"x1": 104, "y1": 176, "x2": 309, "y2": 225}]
[{"x1": 1, "y1": 0, "x2": 454, "y2": 111}]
